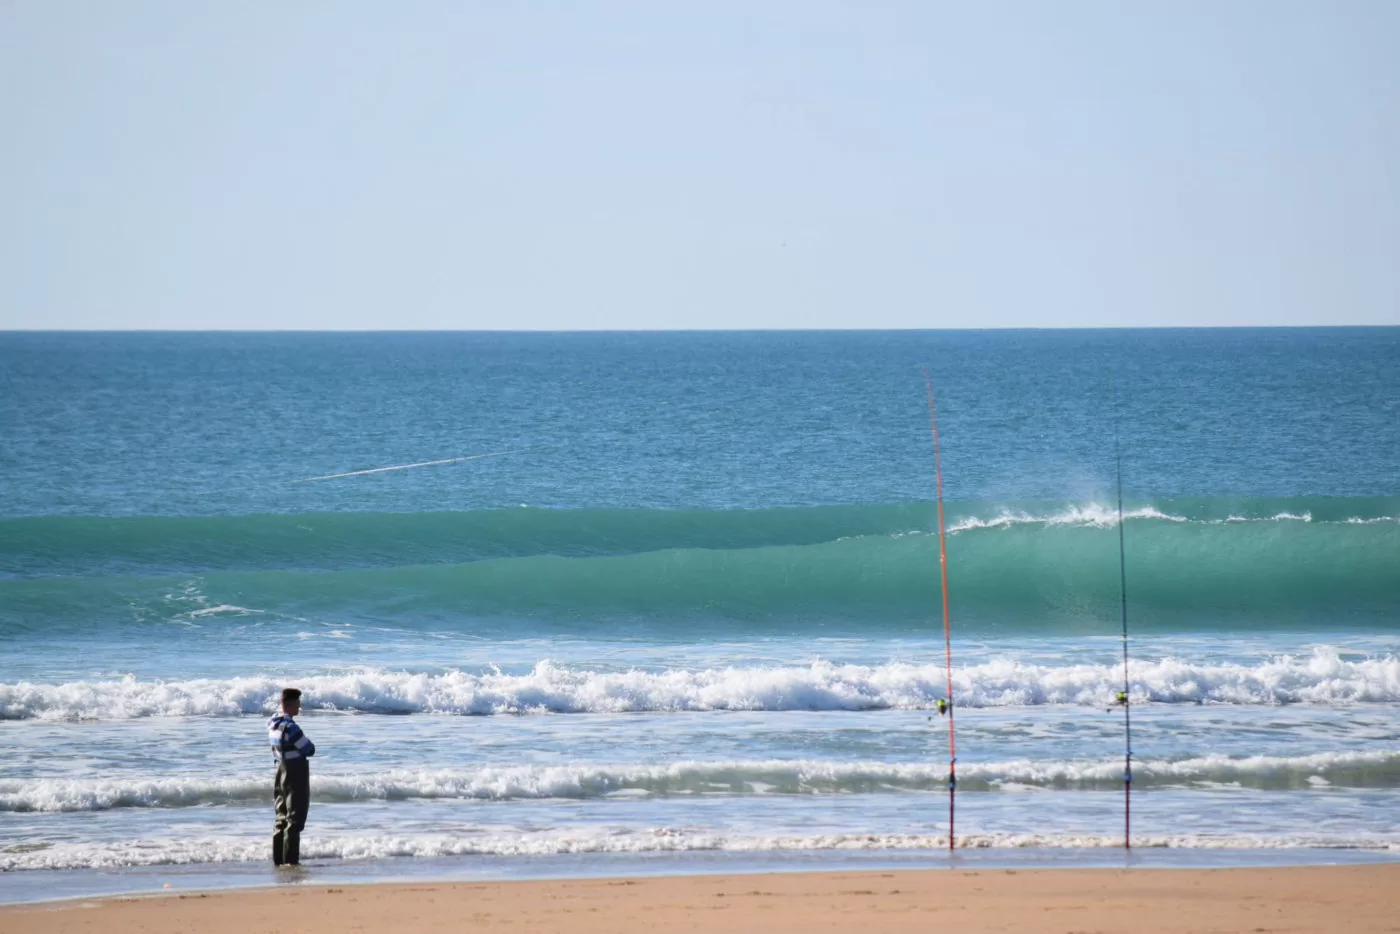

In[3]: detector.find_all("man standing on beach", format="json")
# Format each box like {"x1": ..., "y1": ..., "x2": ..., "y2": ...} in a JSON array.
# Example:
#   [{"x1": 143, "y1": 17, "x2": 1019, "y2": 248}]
[{"x1": 268, "y1": 687, "x2": 315, "y2": 867}]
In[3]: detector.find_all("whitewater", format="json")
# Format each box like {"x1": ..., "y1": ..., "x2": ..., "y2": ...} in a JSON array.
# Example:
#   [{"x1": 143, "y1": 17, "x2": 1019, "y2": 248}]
[
  {"x1": 2, "y1": 329, "x2": 1397, "y2": 900},
  {"x1": 5, "y1": 651, "x2": 1400, "y2": 720}
]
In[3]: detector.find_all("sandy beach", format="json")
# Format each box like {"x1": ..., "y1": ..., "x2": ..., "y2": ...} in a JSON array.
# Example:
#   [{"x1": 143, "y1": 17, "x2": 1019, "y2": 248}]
[{"x1": 5, "y1": 864, "x2": 1398, "y2": 933}]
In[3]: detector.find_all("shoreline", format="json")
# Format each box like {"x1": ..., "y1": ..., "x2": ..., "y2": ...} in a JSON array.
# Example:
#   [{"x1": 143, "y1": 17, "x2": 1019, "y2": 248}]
[{"x1": 5, "y1": 864, "x2": 1399, "y2": 933}]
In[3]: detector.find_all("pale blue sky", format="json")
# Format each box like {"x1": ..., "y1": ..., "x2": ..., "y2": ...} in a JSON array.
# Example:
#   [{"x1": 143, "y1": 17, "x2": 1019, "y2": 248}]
[{"x1": 2, "y1": 1, "x2": 1396, "y2": 329}]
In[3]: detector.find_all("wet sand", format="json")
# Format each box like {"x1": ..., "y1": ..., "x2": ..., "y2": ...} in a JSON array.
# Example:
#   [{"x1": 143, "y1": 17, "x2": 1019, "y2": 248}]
[{"x1": 5, "y1": 863, "x2": 1397, "y2": 933}]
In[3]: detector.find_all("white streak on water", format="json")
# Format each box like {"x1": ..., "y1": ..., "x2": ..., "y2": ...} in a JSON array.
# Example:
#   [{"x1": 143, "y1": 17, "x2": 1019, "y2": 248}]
[{"x1": 290, "y1": 449, "x2": 521, "y2": 483}]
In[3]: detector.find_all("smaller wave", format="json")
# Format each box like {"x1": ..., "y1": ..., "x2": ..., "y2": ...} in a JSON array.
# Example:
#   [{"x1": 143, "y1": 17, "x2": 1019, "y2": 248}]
[
  {"x1": 3, "y1": 651, "x2": 1397, "y2": 720},
  {"x1": 5, "y1": 751, "x2": 1397, "y2": 812},
  {"x1": 5, "y1": 827, "x2": 1398, "y2": 871}
]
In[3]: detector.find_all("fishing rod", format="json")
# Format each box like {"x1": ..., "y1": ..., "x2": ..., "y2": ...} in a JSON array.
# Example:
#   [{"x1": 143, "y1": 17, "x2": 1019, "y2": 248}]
[
  {"x1": 922, "y1": 368, "x2": 956, "y2": 852},
  {"x1": 1114, "y1": 416, "x2": 1132, "y2": 850}
]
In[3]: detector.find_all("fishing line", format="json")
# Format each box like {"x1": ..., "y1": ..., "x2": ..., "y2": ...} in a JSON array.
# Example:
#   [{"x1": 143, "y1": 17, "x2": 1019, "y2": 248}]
[
  {"x1": 290, "y1": 449, "x2": 522, "y2": 483},
  {"x1": 922, "y1": 368, "x2": 956, "y2": 852}
]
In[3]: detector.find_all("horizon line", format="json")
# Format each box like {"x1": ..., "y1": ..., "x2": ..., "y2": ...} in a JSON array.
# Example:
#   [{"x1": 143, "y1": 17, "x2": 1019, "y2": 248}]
[{"x1": 4, "y1": 324, "x2": 1398, "y2": 334}]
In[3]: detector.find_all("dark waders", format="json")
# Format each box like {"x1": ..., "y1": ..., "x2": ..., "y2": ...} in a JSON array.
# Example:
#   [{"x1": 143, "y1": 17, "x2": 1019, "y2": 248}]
[{"x1": 272, "y1": 758, "x2": 310, "y2": 866}]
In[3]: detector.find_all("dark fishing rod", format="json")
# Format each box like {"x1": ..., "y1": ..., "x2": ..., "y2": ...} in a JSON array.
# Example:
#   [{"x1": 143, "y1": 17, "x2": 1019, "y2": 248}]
[
  {"x1": 922, "y1": 368, "x2": 956, "y2": 852},
  {"x1": 1114, "y1": 415, "x2": 1132, "y2": 849}
]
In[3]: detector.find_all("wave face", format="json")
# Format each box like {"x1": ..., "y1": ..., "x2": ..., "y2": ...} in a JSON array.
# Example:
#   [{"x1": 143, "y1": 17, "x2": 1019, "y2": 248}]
[
  {"x1": 6, "y1": 751, "x2": 1397, "y2": 812},
  {"x1": 5, "y1": 651, "x2": 1396, "y2": 720},
  {"x1": 0, "y1": 503, "x2": 933, "y2": 578},
  {"x1": 2, "y1": 497, "x2": 1397, "y2": 628},
  {"x1": 5, "y1": 497, "x2": 1396, "y2": 577}
]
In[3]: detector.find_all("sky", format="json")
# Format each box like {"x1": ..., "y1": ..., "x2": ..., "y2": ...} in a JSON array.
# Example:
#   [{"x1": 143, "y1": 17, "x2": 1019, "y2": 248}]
[{"x1": 1, "y1": 1, "x2": 1397, "y2": 330}]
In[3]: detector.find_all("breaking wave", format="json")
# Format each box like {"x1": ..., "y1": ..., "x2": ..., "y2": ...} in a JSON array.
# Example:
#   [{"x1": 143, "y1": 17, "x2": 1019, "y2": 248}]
[
  {"x1": 6, "y1": 826, "x2": 1399, "y2": 871},
  {"x1": 3, "y1": 651, "x2": 1397, "y2": 720},
  {"x1": 5, "y1": 751, "x2": 1398, "y2": 813},
  {"x1": 7, "y1": 496, "x2": 1396, "y2": 578},
  {"x1": 4, "y1": 497, "x2": 1397, "y2": 629}
]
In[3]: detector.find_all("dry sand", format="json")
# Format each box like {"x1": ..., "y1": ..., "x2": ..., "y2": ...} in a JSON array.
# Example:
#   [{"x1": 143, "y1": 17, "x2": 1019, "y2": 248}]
[{"x1": 4, "y1": 864, "x2": 1398, "y2": 933}]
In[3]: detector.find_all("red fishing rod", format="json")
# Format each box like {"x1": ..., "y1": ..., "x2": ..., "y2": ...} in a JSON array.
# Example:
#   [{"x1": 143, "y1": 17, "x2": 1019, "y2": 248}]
[{"x1": 923, "y1": 368, "x2": 956, "y2": 852}]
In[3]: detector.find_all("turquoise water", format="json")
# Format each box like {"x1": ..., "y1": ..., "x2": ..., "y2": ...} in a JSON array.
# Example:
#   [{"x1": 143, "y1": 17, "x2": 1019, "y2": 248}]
[{"x1": 1, "y1": 329, "x2": 1398, "y2": 898}]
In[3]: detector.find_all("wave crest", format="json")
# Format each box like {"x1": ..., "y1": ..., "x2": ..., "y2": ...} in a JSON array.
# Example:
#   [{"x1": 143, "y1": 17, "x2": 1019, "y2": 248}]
[
  {"x1": 5, "y1": 750, "x2": 1397, "y2": 812},
  {"x1": 3, "y1": 651, "x2": 1397, "y2": 720},
  {"x1": 6, "y1": 824, "x2": 1399, "y2": 871}
]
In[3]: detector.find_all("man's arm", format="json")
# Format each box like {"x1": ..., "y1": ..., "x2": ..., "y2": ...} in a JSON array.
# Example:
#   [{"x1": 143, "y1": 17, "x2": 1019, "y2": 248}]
[{"x1": 286, "y1": 720, "x2": 316, "y2": 758}]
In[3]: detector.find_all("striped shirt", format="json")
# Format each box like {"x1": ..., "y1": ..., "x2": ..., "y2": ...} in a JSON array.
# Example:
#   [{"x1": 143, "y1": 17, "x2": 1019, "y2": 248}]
[{"x1": 268, "y1": 714, "x2": 316, "y2": 762}]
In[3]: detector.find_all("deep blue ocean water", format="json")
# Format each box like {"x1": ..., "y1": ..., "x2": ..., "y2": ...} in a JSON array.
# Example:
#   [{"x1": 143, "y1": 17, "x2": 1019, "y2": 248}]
[{"x1": 1, "y1": 329, "x2": 1398, "y2": 899}]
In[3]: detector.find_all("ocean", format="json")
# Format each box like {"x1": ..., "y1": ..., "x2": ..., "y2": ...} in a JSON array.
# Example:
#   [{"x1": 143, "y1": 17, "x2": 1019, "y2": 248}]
[{"x1": 2, "y1": 329, "x2": 1398, "y2": 900}]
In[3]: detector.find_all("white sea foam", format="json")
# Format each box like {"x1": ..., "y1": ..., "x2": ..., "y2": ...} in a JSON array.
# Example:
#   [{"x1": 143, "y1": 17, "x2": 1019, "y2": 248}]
[
  {"x1": 946, "y1": 504, "x2": 1187, "y2": 533},
  {"x1": 941, "y1": 504, "x2": 1359, "y2": 534},
  {"x1": 1221, "y1": 512, "x2": 1312, "y2": 523},
  {"x1": 5, "y1": 827, "x2": 1398, "y2": 871},
  {"x1": 2, "y1": 650, "x2": 1396, "y2": 720},
  {"x1": 183, "y1": 604, "x2": 264, "y2": 619},
  {"x1": 4, "y1": 751, "x2": 1395, "y2": 812}
]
